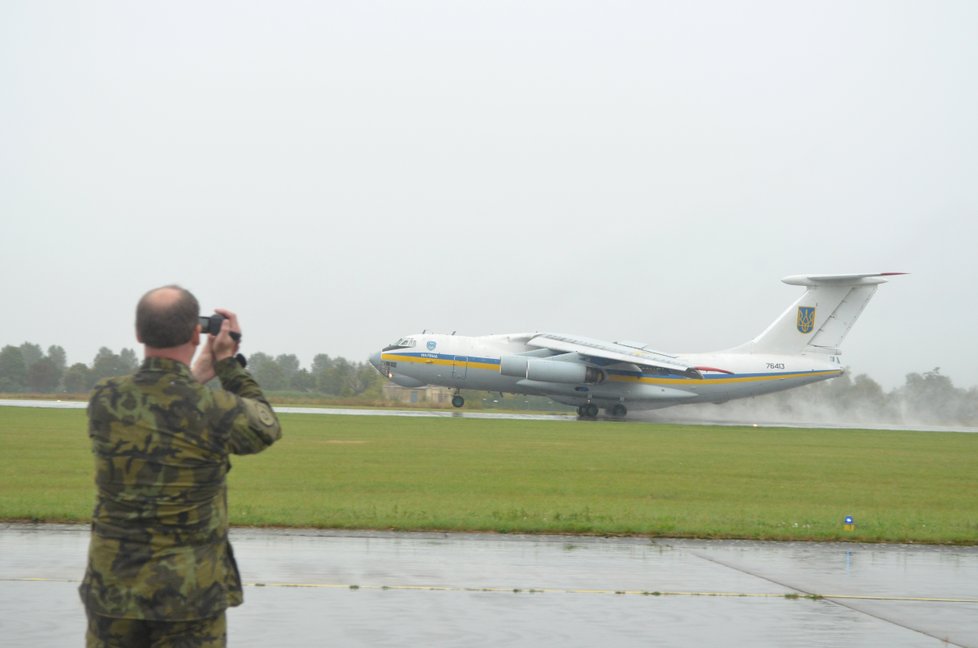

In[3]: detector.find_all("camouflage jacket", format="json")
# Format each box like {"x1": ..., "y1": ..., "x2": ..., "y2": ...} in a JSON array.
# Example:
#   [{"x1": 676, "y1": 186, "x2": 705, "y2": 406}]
[{"x1": 79, "y1": 356, "x2": 282, "y2": 620}]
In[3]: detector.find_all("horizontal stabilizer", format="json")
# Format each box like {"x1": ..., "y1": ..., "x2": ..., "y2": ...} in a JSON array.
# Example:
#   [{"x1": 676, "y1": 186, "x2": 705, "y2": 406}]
[{"x1": 782, "y1": 272, "x2": 907, "y2": 286}]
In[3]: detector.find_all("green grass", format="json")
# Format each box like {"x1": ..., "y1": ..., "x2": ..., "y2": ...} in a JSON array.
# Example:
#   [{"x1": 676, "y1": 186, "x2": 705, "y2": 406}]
[{"x1": 1, "y1": 407, "x2": 976, "y2": 543}]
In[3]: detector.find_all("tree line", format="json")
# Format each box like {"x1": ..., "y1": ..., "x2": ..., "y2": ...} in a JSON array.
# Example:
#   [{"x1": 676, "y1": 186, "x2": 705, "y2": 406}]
[{"x1": 0, "y1": 342, "x2": 383, "y2": 399}]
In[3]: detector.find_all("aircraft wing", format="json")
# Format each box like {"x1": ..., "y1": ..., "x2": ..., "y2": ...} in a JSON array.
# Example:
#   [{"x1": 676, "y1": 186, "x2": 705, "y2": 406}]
[{"x1": 527, "y1": 333, "x2": 702, "y2": 377}]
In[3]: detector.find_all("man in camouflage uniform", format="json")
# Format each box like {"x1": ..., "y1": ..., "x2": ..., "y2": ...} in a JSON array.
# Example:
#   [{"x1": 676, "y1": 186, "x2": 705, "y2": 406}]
[{"x1": 80, "y1": 285, "x2": 282, "y2": 647}]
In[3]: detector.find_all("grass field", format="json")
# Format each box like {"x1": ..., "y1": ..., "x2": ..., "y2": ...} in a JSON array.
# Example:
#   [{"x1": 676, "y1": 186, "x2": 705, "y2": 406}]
[{"x1": 1, "y1": 407, "x2": 976, "y2": 544}]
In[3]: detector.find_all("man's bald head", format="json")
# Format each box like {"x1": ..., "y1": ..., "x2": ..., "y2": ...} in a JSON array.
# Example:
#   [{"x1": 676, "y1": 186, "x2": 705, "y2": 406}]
[{"x1": 136, "y1": 285, "x2": 200, "y2": 349}]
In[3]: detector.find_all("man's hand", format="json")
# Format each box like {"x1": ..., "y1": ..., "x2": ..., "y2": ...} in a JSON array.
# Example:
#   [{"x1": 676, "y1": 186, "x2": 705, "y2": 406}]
[
  {"x1": 211, "y1": 308, "x2": 241, "y2": 362},
  {"x1": 192, "y1": 309, "x2": 242, "y2": 382}
]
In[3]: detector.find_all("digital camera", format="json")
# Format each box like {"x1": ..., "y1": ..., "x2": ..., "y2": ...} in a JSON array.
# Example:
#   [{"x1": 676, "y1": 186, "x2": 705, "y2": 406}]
[
  {"x1": 199, "y1": 314, "x2": 241, "y2": 342},
  {"x1": 199, "y1": 314, "x2": 225, "y2": 336}
]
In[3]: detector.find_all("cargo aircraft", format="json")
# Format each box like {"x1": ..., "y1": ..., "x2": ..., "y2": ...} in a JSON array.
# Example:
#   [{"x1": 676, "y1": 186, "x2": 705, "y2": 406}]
[{"x1": 369, "y1": 273, "x2": 904, "y2": 418}]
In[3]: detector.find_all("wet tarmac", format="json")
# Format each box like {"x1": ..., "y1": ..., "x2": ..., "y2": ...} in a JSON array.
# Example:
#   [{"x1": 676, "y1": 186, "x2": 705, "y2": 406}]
[
  {"x1": 0, "y1": 399, "x2": 569, "y2": 421},
  {"x1": 1, "y1": 524, "x2": 975, "y2": 647},
  {"x1": 3, "y1": 399, "x2": 977, "y2": 433}
]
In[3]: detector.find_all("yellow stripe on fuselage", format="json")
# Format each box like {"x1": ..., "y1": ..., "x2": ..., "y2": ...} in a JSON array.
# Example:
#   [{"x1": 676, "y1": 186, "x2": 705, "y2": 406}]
[
  {"x1": 607, "y1": 370, "x2": 843, "y2": 386},
  {"x1": 383, "y1": 352, "x2": 843, "y2": 385},
  {"x1": 381, "y1": 353, "x2": 499, "y2": 373}
]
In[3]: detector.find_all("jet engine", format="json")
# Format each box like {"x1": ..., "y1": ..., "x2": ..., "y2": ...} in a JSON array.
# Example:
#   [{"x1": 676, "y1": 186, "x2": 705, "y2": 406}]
[{"x1": 499, "y1": 356, "x2": 604, "y2": 384}]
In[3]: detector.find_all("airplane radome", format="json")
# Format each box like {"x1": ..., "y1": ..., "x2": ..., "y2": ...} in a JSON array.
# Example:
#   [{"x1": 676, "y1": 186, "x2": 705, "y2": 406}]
[{"x1": 369, "y1": 273, "x2": 905, "y2": 419}]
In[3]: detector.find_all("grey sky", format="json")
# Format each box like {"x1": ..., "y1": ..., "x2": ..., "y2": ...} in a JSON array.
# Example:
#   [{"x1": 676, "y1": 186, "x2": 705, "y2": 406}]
[{"x1": 2, "y1": 1, "x2": 976, "y2": 390}]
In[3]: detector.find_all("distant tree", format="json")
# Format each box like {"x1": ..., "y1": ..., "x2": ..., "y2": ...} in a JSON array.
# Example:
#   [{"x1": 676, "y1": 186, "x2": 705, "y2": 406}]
[
  {"x1": 849, "y1": 374, "x2": 886, "y2": 405},
  {"x1": 310, "y1": 354, "x2": 332, "y2": 376},
  {"x1": 91, "y1": 347, "x2": 138, "y2": 383},
  {"x1": 332, "y1": 357, "x2": 354, "y2": 397},
  {"x1": 311, "y1": 354, "x2": 341, "y2": 394},
  {"x1": 19, "y1": 342, "x2": 43, "y2": 372},
  {"x1": 120, "y1": 348, "x2": 138, "y2": 370},
  {"x1": 290, "y1": 368, "x2": 314, "y2": 392},
  {"x1": 812, "y1": 372, "x2": 891, "y2": 417},
  {"x1": 0, "y1": 345, "x2": 27, "y2": 392},
  {"x1": 897, "y1": 368, "x2": 969, "y2": 425},
  {"x1": 248, "y1": 352, "x2": 272, "y2": 372},
  {"x1": 63, "y1": 363, "x2": 93, "y2": 393},
  {"x1": 353, "y1": 362, "x2": 384, "y2": 398},
  {"x1": 274, "y1": 354, "x2": 301, "y2": 384},
  {"x1": 264, "y1": 356, "x2": 379, "y2": 398},
  {"x1": 47, "y1": 345, "x2": 67, "y2": 376},
  {"x1": 26, "y1": 357, "x2": 60, "y2": 393},
  {"x1": 248, "y1": 353, "x2": 287, "y2": 391},
  {"x1": 846, "y1": 374, "x2": 893, "y2": 418}
]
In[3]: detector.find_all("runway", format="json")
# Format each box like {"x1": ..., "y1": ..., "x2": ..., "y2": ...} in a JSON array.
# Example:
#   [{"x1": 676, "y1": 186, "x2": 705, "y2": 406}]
[
  {"x1": 2, "y1": 399, "x2": 976, "y2": 432},
  {"x1": 2, "y1": 524, "x2": 976, "y2": 647}
]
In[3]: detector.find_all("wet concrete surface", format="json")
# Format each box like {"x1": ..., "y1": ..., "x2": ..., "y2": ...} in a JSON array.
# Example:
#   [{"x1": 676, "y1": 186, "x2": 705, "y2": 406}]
[
  {"x1": 1, "y1": 524, "x2": 975, "y2": 647},
  {"x1": 5, "y1": 399, "x2": 978, "y2": 433}
]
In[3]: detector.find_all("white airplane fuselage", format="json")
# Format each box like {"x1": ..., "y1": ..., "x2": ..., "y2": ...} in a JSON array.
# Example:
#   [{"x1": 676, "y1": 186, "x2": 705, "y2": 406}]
[
  {"x1": 370, "y1": 273, "x2": 901, "y2": 418},
  {"x1": 373, "y1": 333, "x2": 842, "y2": 412}
]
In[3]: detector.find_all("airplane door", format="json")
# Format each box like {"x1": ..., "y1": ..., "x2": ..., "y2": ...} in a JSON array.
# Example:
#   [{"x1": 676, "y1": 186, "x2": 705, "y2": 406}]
[{"x1": 453, "y1": 356, "x2": 468, "y2": 380}]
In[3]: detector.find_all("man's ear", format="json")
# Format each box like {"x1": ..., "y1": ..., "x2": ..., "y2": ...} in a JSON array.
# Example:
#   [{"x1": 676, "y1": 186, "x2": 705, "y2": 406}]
[{"x1": 191, "y1": 325, "x2": 201, "y2": 347}]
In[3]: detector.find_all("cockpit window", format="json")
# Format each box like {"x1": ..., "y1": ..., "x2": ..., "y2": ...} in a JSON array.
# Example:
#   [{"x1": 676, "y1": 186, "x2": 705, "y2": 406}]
[{"x1": 383, "y1": 337, "x2": 417, "y2": 351}]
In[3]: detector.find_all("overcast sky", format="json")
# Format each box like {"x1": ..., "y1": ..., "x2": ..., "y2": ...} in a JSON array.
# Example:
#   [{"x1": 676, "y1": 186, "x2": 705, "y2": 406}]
[{"x1": 2, "y1": 1, "x2": 976, "y2": 390}]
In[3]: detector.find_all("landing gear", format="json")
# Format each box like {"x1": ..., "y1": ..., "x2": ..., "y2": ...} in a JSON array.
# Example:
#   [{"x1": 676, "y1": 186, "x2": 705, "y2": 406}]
[
  {"x1": 451, "y1": 393, "x2": 465, "y2": 408},
  {"x1": 575, "y1": 403, "x2": 626, "y2": 419},
  {"x1": 577, "y1": 403, "x2": 599, "y2": 418}
]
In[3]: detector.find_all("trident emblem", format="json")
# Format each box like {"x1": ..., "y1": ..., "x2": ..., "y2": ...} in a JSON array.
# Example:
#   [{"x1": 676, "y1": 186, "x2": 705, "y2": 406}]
[{"x1": 796, "y1": 306, "x2": 816, "y2": 334}]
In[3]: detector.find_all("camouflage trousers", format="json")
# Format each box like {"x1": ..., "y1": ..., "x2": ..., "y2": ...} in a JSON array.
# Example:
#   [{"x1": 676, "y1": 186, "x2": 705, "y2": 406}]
[{"x1": 85, "y1": 609, "x2": 227, "y2": 648}]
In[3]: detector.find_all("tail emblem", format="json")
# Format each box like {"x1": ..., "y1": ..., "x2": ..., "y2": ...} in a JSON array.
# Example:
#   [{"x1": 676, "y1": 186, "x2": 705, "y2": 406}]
[{"x1": 796, "y1": 306, "x2": 816, "y2": 334}]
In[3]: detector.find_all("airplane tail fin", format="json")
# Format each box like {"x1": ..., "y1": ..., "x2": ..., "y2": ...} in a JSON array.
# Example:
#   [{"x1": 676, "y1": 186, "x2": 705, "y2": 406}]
[{"x1": 731, "y1": 273, "x2": 905, "y2": 355}]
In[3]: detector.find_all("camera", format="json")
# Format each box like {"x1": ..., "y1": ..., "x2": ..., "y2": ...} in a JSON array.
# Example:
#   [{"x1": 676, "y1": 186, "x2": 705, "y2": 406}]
[
  {"x1": 199, "y1": 314, "x2": 242, "y2": 342},
  {"x1": 199, "y1": 314, "x2": 224, "y2": 336}
]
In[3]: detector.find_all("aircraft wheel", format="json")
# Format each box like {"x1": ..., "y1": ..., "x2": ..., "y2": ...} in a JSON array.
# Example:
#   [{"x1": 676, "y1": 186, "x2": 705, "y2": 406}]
[
  {"x1": 610, "y1": 404, "x2": 627, "y2": 418},
  {"x1": 576, "y1": 406, "x2": 585, "y2": 417},
  {"x1": 584, "y1": 404, "x2": 599, "y2": 418},
  {"x1": 452, "y1": 395, "x2": 464, "y2": 408}
]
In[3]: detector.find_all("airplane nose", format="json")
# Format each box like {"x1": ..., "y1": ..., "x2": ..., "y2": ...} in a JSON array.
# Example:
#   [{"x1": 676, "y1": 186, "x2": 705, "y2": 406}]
[{"x1": 369, "y1": 351, "x2": 383, "y2": 374}]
